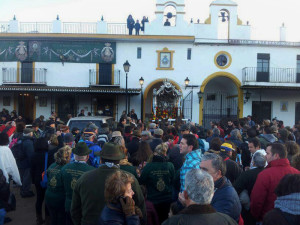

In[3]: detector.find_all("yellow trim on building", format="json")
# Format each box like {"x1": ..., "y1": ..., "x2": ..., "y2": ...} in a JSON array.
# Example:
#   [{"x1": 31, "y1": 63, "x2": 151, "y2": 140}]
[
  {"x1": 214, "y1": 51, "x2": 232, "y2": 70},
  {"x1": 199, "y1": 72, "x2": 243, "y2": 125},
  {"x1": 156, "y1": 47, "x2": 175, "y2": 70},
  {"x1": 96, "y1": 64, "x2": 99, "y2": 85},
  {"x1": 143, "y1": 78, "x2": 182, "y2": 120},
  {"x1": 205, "y1": 15, "x2": 211, "y2": 24},
  {"x1": 32, "y1": 62, "x2": 35, "y2": 83},
  {"x1": 17, "y1": 62, "x2": 20, "y2": 83},
  {"x1": 112, "y1": 64, "x2": 115, "y2": 85}
]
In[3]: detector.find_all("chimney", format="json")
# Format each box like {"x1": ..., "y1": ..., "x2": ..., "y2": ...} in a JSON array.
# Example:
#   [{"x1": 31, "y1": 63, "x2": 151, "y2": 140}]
[{"x1": 280, "y1": 23, "x2": 286, "y2": 42}]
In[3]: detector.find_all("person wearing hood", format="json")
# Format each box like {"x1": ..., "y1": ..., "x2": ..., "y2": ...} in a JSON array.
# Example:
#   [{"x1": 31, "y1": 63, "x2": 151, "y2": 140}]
[
  {"x1": 263, "y1": 174, "x2": 300, "y2": 225},
  {"x1": 258, "y1": 126, "x2": 278, "y2": 149},
  {"x1": 140, "y1": 143, "x2": 175, "y2": 224},
  {"x1": 179, "y1": 134, "x2": 202, "y2": 192}
]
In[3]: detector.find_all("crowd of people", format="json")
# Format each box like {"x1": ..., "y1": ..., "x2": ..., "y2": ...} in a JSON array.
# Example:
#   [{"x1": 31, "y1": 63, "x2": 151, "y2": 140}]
[{"x1": 0, "y1": 109, "x2": 300, "y2": 225}]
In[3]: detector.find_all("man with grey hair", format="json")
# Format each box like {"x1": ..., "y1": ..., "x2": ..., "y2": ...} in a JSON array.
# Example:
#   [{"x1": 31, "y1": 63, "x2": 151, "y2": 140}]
[
  {"x1": 61, "y1": 142, "x2": 94, "y2": 225},
  {"x1": 200, "y1": 153, "x2": 241, "y2": 223},
  {"x1": 206, "y1": 127, "x2": 224, "y2": 143},
  {"x1": 163, "y1": 169, "x2": 237, "y2": 225},
  {"x1": 233, "y1": 152, "x2": 266, "y2": 224}
]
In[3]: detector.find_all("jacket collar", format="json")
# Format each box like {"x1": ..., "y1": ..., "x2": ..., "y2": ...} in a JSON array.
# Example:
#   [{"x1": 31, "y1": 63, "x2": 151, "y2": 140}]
[
  {"x1": 267, "y1": 158, "x2": 290, "y2": 168},
  {"x1": 180, "y1": 204, "x2": 216, "y2": 215}
]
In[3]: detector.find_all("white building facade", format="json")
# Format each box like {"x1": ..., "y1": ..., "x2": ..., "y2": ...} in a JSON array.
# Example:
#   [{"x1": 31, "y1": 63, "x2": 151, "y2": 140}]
[{"x1": 0, "y1": 0, "x2": 300, "y2": 127}]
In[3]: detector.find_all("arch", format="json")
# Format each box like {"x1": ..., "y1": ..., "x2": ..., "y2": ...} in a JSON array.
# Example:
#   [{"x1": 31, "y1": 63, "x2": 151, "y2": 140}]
[
  {"x1": 199, "y1": 72, "x2": 243, "y2": 125},
  {"x1": 143, "y1": 78, "x2": 182, "y2": 120}
]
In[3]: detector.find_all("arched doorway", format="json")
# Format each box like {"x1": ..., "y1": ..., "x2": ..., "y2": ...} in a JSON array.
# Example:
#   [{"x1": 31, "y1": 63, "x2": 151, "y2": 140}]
[
  {"x1": 199, "y1": 72, "x2": 243, "y2": 127},
  {"x1": 143, "y1": 79, "x2": 182, "y2": 121}
]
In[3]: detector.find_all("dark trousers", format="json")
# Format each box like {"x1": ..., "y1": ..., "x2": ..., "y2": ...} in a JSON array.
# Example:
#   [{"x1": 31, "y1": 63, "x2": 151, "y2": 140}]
[
  {"x1": 65, "y1": 211, "x2": 74, "y2": 225},
  {"x1": 129, "y1": 28, "x2": 133, "y2": 35},
  {"x1": 135, "y1": 29, "x2": 139, "y2": 35},
  {"x1": 19, "y1": 168, "x2": 32, "y2": 195},
  {"x1": 154, "y1": 201, "x2": 171, "y2": 224},
  {"x1": 34, "y1": 184, "x2": 49, "y2": 216},
  {"x1": 47, "y1": 204, "x2": 65, "y2": 225}
]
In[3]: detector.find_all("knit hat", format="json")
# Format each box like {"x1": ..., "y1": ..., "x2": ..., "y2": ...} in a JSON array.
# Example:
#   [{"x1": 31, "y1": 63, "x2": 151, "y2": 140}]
[
  {"x1": 112, "y1": 131, "x2": 122, "y2": 138},
  {"x1": 83, "y1": 128, "x2": 95, "y2": 138},
  {"x1": 64, "y1": 133, "x2": 75, "y2": 143},
  {"x1": 220, "y1": 143, "x2": 235, "y2": 152},
  {"x1": 72, "y1": 142, "x2": 92, "y2": 156},
  {"x1": 97, "y1": 142, "x2": 125, "y2": 160},
  {"x1": 154, "y1": 128, "x2": 163, "y2": 136}
]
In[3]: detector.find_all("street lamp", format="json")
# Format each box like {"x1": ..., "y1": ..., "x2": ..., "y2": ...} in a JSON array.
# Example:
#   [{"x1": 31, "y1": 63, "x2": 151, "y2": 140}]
[
  {"x1": 184, "y1": 77, "x2": 190, "y2": 88},
  {"x1": 123, "y1": 60, "x2": 131, "y2": 114},
  {"x1": 197, "y1": 91, "x2": 204, "y2": 104},
  {"x1": 139, "y1": 77, "x2": 144, "y2": 121},
  {"x1": 244, "y1": 90, "x2": 251, "y2": 103},
  {"x1": 183, "y1": 77, "x2": 200, "y2": 121}
]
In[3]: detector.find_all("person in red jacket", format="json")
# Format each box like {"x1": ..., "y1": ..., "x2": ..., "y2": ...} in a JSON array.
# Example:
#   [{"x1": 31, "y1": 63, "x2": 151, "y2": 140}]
[
  {"x1": 250, "y1": 143, "x2": 300, "y2": 222},
  {"x1": 0, "y1": 121, "x2": 16, "y2": 138}
]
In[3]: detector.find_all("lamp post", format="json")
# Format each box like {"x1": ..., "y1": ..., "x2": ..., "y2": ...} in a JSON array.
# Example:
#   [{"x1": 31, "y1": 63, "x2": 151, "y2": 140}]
[
  {"x1": 123, "y1": 60, "x2": 131, "y2": 115},
  {"x1": 244, "y1": 90, "x2": 251, "y2": 103},
  {"x1": 139, "y1": 77, "x2": 144, "y2": 121}
]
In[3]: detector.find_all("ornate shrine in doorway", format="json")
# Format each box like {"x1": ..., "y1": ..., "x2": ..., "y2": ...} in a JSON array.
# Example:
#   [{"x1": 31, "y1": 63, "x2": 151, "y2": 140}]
[{"x1": 152, "y1": 79, "x2": 182, "y2": 120}]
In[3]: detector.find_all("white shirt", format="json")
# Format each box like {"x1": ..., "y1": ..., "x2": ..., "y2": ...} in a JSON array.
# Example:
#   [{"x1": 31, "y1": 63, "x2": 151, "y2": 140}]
[
  {"x1": 250, "y1": 149, "x2": 267, "y2": 169},
  {"x1": 0, "y1": 145, "x2": 22, "y2": 185}
]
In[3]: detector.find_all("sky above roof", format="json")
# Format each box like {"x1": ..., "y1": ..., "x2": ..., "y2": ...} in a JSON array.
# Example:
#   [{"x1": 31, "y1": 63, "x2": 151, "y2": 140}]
[{"x1": 0, "y1": 0, "x2": 299, "y2": 41}]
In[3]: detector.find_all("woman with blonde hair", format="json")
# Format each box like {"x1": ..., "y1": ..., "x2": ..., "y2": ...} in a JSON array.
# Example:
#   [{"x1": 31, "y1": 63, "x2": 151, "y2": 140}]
[
  {"x1": 45, "y1": 145, "x2": 72, "y2": 225},
  {"x1": 98, "y1": 170, "x2": 142, "y2": 225}
]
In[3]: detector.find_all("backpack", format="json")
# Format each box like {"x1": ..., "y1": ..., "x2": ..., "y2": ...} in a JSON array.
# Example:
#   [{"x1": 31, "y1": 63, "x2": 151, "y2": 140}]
[{"x1": 10, "y1": 139, "x2": 25, "y2": 161}]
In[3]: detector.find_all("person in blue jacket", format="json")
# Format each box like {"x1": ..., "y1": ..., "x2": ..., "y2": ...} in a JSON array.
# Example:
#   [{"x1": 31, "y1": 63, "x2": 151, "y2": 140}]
[{"x1": 81, "y1": 128, "x2": 101, "y2": 167}]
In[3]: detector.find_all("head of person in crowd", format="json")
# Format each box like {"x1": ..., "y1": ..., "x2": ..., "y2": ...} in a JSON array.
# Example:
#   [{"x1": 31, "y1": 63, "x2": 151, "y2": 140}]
[
  {"x1": 0, "y1": 133, "x2": 9, "y2": 146},
  {"x1": 71, "y1": 127, "x2": 80, "y2": 135},
  {"x1": 131, "y1": 141, "x2": 152, "y2": 167},
  {"x1": 141, "y1": 130, "x2": 152, "y2": 142},
  {"x1": 32, "y1": 123, "x2": 39, "y2": 132},
  {"x1": 99, "y1": 142, "x2": 125, "y2": 165},
  {"x1": 181, "y1": 169, "x2": 214, "y2": 207},
  {"x1": 23, "y1": 128, "x2": 33, "y2": 138},
  {"x1": 148, "y1": 123, "x2": 156, "y2": 135},
  {"x1": 247, "y1": 127, "x2": 257, "y2": 138},
  {"x1": 153, "y1": 128, "x2": 163, "y2": 139},
  {"x1": 285, "y1": 141, "x2": 300, "y2": 162},
  {"x1": 270, "y1": 125, "x2": 278, "y2": 135},
  {"x1": 132, "y1": 130, "x2": 141, "y2": 139},
  {"x1": 263, "y1": 119, "x2": 271, "y2": 127},
  {"x1": 220, "y1": 143, "x2": 235, "y2": 157},
  {"x1": 248, "y1": 137, "x2": 261, "y2": 154},
  {"x1": 1, "y1": 115, "x2": 7, "y2": 123},
  {"x1": 275, "y1": 174, "x2": 300, "y2": 197},
  {"x1": 263, "y1": 126, "x2": 272, "y2": 135},
  {"x1": 198, "y1": 126, "x2": 207, "y2": 140},
  {"x1": 278, "y1": 128, "x2": 289, "y2": 142},
  {"x1": 190, "y1": 126, "x2": 198, "y2": 136},
  {"x1": 210, "y1": 121, "x2": 217, "y2": 129},
  {"x1": 49, "y1": 134, "x2": 59, "y2": 147},
  {"x1": 16, "y1": 122, "x2": 25, "y2": 133},
  {"x1": 60, "y1": 125, "x2": 69, "y2": 134},
  {"x1": 252, "y1": 152, "x2": 267, "y2": 169},
  {"x1": 179, "y1": 134, "x2": 199, "y2": 155},
  {"x1": 127, "y1": 117, "x2": 132, "y2": 124},
  {"x1": 154, "y1": 143, "x2": 168, "y2": 157},
  {"x1": 291, "y1": 153, "x2": 300, "y2": 170},
  {"x1": 83, "y1": 128, "x2": 96, "y2": 142},
  {"x1": 88, "y1": 123, "x2": 99, "y2": 135},
  {"x1": 111, "y1": 131, "x2": 125, "y2": 147},
  {"x1": 227, "y1": 119, "x2": 234, "y2": 127},
  {"x1": 34, "y1": 137, "x2": 49, "y2": 152},
  {"x1": 209, "y1": 137, "x2": 222, "y2": 152},
  {"x1": 200, "y1": 153, "x2": 226, "y2": 182},
  {"x1": 180, "y1": 124, "x2": 190, "y2": 135},
  {"x1": 206, "y1": 129, "x2": 213, "y2": 138},
  {"x1": 265, "y1": 143, "x2": 287, "y2": 164},
  {"x1": 99, "y1": 123, "x2": 110, "y2": 135},
  {"x1": 124, "y1": 125, "x2": 132, "y2": 135},
  {"x1": 72, "y1": 142, "x2": 91, "y2": 163},
  {"x1": 272, "y1": 118, "x2": 278, "y2": 125},
  {"x1": 64, "y1": 133, "x2": 75, "y2": 148},
  {"x1": 104, "y1": 170, "x2": 134, "y2": 205},
  {"x1": 54, "y1": 145, "x2": 72, "y2": 166},
  {"x1": 212, "y1": 127, "x2": 220, "y2": 136},
  {"x1": 230, "y1": 129, "x2": 242, "y2": 141},
  {"x1": 119, "y1": 116, "x2": 127, "y2": 126},
  {"x1": 48, "y1": 120, "x2": 56, "y2": 129}
]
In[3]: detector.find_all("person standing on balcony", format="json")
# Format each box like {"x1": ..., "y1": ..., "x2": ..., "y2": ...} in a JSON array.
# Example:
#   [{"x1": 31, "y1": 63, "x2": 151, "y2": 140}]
[
  {"x1": 127, "y1": 15, "x2": 135, "y2": 35},
  {"x1": 135, "y1": 20, "x2": 141, "y2": 35},
  {"x1": 141, "y1": 16, "x2": 148, "y2": 32}
]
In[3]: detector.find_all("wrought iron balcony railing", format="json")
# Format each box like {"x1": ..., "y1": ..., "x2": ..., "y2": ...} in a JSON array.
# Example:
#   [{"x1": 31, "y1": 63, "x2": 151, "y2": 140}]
[
  {"x1": 242, "y1": 67, "x2": 300, "y2": 84},
  {"x1": 2, "y1": 68, "x2": 47, "y2": 84},
  {"x1": 89, "y1": 69, "x2": 120, "y2": 86}
]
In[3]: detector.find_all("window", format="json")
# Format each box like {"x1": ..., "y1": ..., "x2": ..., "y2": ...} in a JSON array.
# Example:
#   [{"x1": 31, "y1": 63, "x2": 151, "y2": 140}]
[
  {"x1": 187, "y1": 48, "x2": 192, "y2": 60},
  {"x1": 21, "y1": 62, "x2": 33, "y2": 83},
  {"x1": 257, "y1": 54, "x2": 270, "y2": 73},
  {"x1": 297, "y1": 55, "x2": 300, "y2": 74},
  {"x1": 137, "y1": 47, "x2": 142, "y2": 59},
  {"x1": 206, "y1": 94, "x2": 216, "y2": 101}
]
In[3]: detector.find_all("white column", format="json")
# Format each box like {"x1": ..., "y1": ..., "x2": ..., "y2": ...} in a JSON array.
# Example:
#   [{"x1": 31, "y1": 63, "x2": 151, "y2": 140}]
[
  {"x1": 52, "y1": 19, "x2": 62, "y2": 33},
  {"x1": 97, "y1": 20, "x2": 107, "y2": 34},
  {"x1": 9, "y1": 18, "x2": 19, "y2": 32}
]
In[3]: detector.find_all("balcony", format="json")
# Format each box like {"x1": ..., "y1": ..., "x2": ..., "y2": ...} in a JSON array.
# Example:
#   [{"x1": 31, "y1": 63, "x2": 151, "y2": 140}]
[
  {"x1": 242, "y1": 67, "x2": 300, "y2": 87},
  {"x1": 89, "y1": 69, "x2": 120, "y2": 86},
  {"x1": 2, "y1": 68, "x2": 47, "y2": 85}
]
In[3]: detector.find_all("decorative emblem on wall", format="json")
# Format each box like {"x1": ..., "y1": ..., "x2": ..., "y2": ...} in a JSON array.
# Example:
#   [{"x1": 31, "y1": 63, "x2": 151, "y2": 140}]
[
  {"x1": 101, "y1": 43, "x2": 114, "y2": 62},
  {"x1": 156, "y1": 47, "x2": 175, "y2": 70},
  {"x1": 15, "y1": 41, "x2": 28, "y2": 61},
  {"x1": 29, "y1": 41, "x2": 41, "y2": 57}
]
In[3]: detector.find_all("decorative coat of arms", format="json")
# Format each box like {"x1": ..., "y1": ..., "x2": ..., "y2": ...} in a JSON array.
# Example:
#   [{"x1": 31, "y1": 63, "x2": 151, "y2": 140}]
[
  {"x1": 101, "y1": 43, "x2": 114, "y2": 62},
  {"x1": 15, "y1": 41, "x2": 28, "y2": 61}
]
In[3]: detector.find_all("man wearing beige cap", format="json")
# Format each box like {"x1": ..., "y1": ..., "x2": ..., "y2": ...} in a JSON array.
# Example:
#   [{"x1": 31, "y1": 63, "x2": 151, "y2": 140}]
[
  {"x1": 141, "y1": 130, "x2": 152, "y2": 144},
  {"x1": 150, "y1": 128, "x2": 163, "y2": 151}
]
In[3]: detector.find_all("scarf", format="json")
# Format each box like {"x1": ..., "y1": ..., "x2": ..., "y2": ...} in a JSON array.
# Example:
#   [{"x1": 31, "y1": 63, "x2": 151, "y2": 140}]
[
  {"x1": 275, "y1": 193, "x2": 300, "y2": 215},
  {"x1": 99, "y1": 162, "x2": 120, "y2": 168}
]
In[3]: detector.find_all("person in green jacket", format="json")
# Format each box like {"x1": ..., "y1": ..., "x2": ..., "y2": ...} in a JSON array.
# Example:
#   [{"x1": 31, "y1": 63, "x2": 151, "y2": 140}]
[
  {"x1": 61, "y1": 142, "x2": 95, "y2": 225},
  {"x1": 71, "y1": 142, "x2": 146, "y2": 225},
  {"x1": 45, "y1": 145, "x2": 72, "y2": 225},
  {"x1": 139, "y1": 143, "x2": 175, "y2": 224}
]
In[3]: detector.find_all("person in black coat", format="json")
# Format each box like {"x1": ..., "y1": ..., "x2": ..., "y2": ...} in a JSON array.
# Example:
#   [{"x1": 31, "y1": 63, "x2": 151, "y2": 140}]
[
  {"x1": 126, "y1": 131, "x2": 141, "y2": 156},
  {"x1": 135, "y1": 20, "x2": 141, "y2": 35},
  {"x1": 30, "y1": 138, "x2": 51, "y2": 225},
  {"x1": 127, "y1": 15, "x2": 135, "y2": 35},
  {"x1": 141, "y1": 16, "x2": 148, "y2": 32}
]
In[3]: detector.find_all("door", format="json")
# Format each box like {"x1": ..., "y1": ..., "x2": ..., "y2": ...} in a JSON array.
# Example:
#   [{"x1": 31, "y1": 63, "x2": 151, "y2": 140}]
[
  {"x1": 21, "y1": 62, "x2": 33, "y2": 83},
  {"x1": 256, "y1": 54, "x2": 270, "y2": 82},
  {"x1": 18, "y1": 94, "x2": 34, "y2": 123},
  {"x1": 57, "y1": 96, "x2": 76, "y2": 123},
  {"x1": 252, "y1": 101, "x2": 272, "y2": 124},
  {"x1": 99, "y1": 64, "x2": 112, "y2": 85},
  {"x1": 295, "y1": 102, "x2": 300, "y2": 125}
]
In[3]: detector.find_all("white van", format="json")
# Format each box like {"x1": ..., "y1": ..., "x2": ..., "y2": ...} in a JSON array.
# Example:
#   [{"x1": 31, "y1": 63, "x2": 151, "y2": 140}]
[{"x1": 66, "y1": 116, "x2": 114, "y2": 132}]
